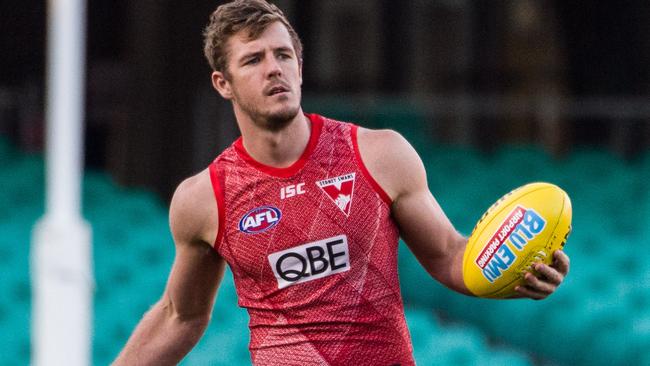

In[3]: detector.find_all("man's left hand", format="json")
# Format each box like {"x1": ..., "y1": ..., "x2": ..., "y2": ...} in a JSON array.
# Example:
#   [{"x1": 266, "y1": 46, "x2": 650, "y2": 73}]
[{"x1": 514, "y1": 250, "x2": 570, "y2": 300}]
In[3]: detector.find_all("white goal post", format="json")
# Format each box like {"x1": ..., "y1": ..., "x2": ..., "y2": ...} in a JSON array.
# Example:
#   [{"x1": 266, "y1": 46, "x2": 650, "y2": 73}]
[{"x1": 31, "y1": 0, "x2": 93, "y2": 365}]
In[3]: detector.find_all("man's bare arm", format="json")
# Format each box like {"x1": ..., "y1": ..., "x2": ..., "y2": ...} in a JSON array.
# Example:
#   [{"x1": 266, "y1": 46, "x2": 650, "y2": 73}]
[
  {"x1": 113, "y1": 170, "x2": 225, "y2": 365},
  {"x1": 356, "y1": 128, "x2": 569, "y2": 298},
  {"x1": 356, "y1": 128, "x2": 470, "y2": 294}
]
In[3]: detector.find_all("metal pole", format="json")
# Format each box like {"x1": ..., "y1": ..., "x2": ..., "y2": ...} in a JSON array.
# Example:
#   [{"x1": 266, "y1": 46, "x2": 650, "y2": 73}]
[{"x1": 32, "y1": 0, "x2": 93, "y2": 365}]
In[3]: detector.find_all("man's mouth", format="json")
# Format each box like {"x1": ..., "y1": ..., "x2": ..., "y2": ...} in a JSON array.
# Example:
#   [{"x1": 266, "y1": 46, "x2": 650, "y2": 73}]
[{"x1": 266, "y1": 84, "x2": 290, "y2": 96}]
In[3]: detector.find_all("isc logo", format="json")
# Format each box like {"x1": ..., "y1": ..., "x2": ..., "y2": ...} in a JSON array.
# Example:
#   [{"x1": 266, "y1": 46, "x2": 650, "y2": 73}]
[
  {"x1": 280, "y1": 183, "x2": 305, "y2": 199},
  {"x1": 239, "y1": 206, "x2": 282, "y2": 234},
  {"x1": 267, "y1": 235, "x2": 350, "y2": 289}
]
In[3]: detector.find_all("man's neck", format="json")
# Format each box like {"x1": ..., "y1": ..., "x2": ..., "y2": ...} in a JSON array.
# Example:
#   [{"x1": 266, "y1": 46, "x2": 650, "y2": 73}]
[{"x1": 237, "y1": 110, "x2": 311, "y2": 168}]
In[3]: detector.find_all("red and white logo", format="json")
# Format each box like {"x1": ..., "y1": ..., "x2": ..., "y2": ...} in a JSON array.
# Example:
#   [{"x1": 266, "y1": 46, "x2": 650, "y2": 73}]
[{"x1": 317, "y1": 173, "x2": 356, "y2": 216}]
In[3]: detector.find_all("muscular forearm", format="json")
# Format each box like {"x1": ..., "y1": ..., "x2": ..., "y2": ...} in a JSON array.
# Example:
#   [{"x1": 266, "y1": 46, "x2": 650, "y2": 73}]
[
  {"x1": 421, "y1": 234, "x2": 473, "y2": 296},
  {"x1": 112, "y1": 300, "x2": 209, "y2": 366},
  {"x1": 445, "y1": 235, "x2": 473, "y2": 296}
]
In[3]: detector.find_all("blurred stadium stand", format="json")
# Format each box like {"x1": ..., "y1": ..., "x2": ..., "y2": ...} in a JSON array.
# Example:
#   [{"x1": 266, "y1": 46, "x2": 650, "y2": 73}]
[
  {"x1": 1, "y1": 0, "x2": 648, "y2": 196},
  {"x1": 1, "y1": 0, "x2": 650, "y2": 365},
  {"x1": 1, "y1": 134, "x2": 649, "y2": 365}
]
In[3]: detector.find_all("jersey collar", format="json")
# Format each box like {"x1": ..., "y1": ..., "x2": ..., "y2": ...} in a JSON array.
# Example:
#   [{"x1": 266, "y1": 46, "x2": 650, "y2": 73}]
[{"x1": 234, "y1": 113, "x2": 324, "y2": 178}]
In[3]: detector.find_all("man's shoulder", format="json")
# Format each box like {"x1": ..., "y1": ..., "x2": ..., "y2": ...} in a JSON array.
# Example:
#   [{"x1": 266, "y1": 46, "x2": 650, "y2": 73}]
[
  {"x1": 356, "y1": 127, "x2": 411, "y2": 155},
  {"x1": 174, "y1": 169, "x2": 213, "y2": 205},
  {"x1": 169, "y1": 168, "x2": 218, "y2": 245},
  {"x1": 355, "y1": 127, "x2": 425, "y2": 201},
  {"x1": 314, "y1": 114, "x2": 408, "y2": 149}
]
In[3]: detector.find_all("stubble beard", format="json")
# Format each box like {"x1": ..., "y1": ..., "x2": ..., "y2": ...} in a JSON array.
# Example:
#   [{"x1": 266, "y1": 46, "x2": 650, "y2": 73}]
[{"x1": 233, "y1": 89, "x2": 301, "y2": 132}]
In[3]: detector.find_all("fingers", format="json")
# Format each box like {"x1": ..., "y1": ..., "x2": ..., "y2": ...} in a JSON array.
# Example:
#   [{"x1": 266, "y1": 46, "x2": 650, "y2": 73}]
[
  {"x1": 514, "y1": 284, "x2": 546, "y2": 300},
  {"x1": 553, "y1": 250, "x2": 570, "y2": 276},
  {"x1": 534, "y1": 262, "x2": 563, "y2": 286},
  {"x1": 514, "y1": 273, "x2": 553, "y2": 300},
  {"x1": 522, "y1": 271, "x2": 556, "y2": 296},
  {"x1": 516, "y1": 251, "x2": 571, "y2": 300}
]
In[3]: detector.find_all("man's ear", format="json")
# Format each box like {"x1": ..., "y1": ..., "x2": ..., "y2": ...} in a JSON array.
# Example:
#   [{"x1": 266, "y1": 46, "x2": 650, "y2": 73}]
[{"x1": 211, "y1": 71, "x2": 233, "y2": 100}]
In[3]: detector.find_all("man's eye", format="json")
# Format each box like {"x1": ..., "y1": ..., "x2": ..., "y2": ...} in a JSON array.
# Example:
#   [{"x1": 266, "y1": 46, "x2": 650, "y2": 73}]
[{"x1": 245, "y1": 57, "x2": 260, "y2": 65}]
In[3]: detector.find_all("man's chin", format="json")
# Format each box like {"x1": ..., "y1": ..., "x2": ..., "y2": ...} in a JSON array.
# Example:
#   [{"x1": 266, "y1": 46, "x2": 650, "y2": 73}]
[{"x1": 264, "y1": 107, "x2": 301, "y2": 131}]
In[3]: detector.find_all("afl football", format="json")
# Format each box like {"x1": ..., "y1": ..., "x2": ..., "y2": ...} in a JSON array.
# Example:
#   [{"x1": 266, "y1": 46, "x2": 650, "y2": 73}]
[{"x1": 462, "y1": 182, "x2": 572, "y2": 298}]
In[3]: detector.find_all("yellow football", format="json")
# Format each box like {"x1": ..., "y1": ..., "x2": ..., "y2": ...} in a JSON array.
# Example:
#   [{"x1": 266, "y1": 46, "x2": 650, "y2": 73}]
[{"x1": 462, "y1": 182, "x2": 572, "y2": 298}]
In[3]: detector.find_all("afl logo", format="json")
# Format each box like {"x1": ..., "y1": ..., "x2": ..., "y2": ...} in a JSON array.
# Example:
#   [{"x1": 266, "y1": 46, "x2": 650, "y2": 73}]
[{"x1": 239, "y1": 205, "x2": 282, "y2": 234}]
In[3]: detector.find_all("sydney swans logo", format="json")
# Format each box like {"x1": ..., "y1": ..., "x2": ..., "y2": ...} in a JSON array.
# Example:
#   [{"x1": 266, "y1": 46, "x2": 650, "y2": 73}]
[{"x1": 317, "y1": 173, "x2": 356, "y2": 216}]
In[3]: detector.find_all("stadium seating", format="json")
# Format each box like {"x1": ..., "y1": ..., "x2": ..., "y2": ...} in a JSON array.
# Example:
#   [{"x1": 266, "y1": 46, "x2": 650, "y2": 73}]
[
  {"x1": 0, "y1": 133, "x2": 649, "y2": 365},
  {"x1": 397, "y1": 142, "x2": 650, "y2": 366}
]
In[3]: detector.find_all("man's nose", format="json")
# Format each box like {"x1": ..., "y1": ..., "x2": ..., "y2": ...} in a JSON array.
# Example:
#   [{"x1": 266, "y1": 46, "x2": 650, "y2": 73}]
[{"x1": 265, "y1": 56, "x2": 282, "y2": 78}]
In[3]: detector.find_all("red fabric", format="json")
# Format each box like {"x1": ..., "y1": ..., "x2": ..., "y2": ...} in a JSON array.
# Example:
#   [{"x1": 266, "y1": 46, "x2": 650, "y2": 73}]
[
  {"x1": 209, "y1": 114, "x2": 414, "y2": 365},
  {"x1": 233, "y1": 114, "x2": 323, "y2": 178},
  {"x1": 351, "y1": 124, "x2": 392, "y2": 206},
  {"x1": 209, "y1": 162, "x2": 226, "y2": 247}
]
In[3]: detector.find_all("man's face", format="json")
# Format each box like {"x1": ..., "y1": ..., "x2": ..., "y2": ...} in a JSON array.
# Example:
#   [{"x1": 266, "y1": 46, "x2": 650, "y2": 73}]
[{"x1": 216, "y1": 21, "x2": 302, "y2": 130}]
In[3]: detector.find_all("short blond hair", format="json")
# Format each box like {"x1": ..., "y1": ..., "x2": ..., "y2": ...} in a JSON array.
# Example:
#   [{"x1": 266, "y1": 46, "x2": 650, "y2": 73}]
[{"x1": 203, "y1": 0, "x2": 303, "y2": 73}]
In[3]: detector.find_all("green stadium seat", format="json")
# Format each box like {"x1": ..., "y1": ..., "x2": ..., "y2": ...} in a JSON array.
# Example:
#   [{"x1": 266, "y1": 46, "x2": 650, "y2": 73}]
[
  {"x1": 92, "y1": 339, "x2": 115, "y2": 366},
  {"x1": 1, "y1": 138, "x2": 648, "y2": 365},
  {"x1": 533, "y1": 296, "x2": 592, "y2": 362},
  {"x1": 405, "y1": 307, "x2": 441, "y2": 354},
  {"x1": 627, "y1": 307, "x2": 650, "y2": 364},
  {"x1": 1, "y1": 305, "x2": 30, "y2": 364},
  {"x1": 636, "y1": 349, "x2": 650, "y2": 366},
  {"x1": 478, "y1": 348, "x2": 532, "y2": 366},
  {"x1": 491, "y1": 145, "x2": 554, "y2": 185},
  {"x1": 420, "y1": 324, "x2": 485, "y2": 365},
  {"x1": 579, "y1": 322, "x2": 634, "y2": 366}
]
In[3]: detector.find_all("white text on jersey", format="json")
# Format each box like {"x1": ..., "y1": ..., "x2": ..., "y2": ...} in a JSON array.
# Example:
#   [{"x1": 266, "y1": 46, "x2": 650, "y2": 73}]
[
  {"x1": 281, "y1": 183, "x2": 306, "y2": 199},
  {"x1": 268, "y1": 235, "x2": 350, "y2": 289}
]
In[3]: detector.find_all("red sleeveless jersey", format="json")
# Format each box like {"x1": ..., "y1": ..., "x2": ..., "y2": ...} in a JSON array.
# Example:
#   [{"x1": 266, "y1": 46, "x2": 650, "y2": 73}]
[{"x1": 209, "y1": 114, "x2": 414, "y2": 365}]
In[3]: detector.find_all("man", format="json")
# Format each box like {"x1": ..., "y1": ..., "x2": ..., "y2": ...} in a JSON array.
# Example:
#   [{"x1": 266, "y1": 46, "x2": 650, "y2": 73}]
[{"x1": 114, "y1": 1, "x2": 570, "y2": 365}]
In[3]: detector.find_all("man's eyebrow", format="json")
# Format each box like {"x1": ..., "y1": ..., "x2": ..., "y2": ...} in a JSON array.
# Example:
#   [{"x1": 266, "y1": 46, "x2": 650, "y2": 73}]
[
  {"x1": 237, "y1": 46, "x2": 293, "y2": 63},
  {"x1": 274, "y1": 46, "x2": 293, "y2": 54},
  {"x1": 238, "y1": 50, "x2": 263, "y2": 62}
]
